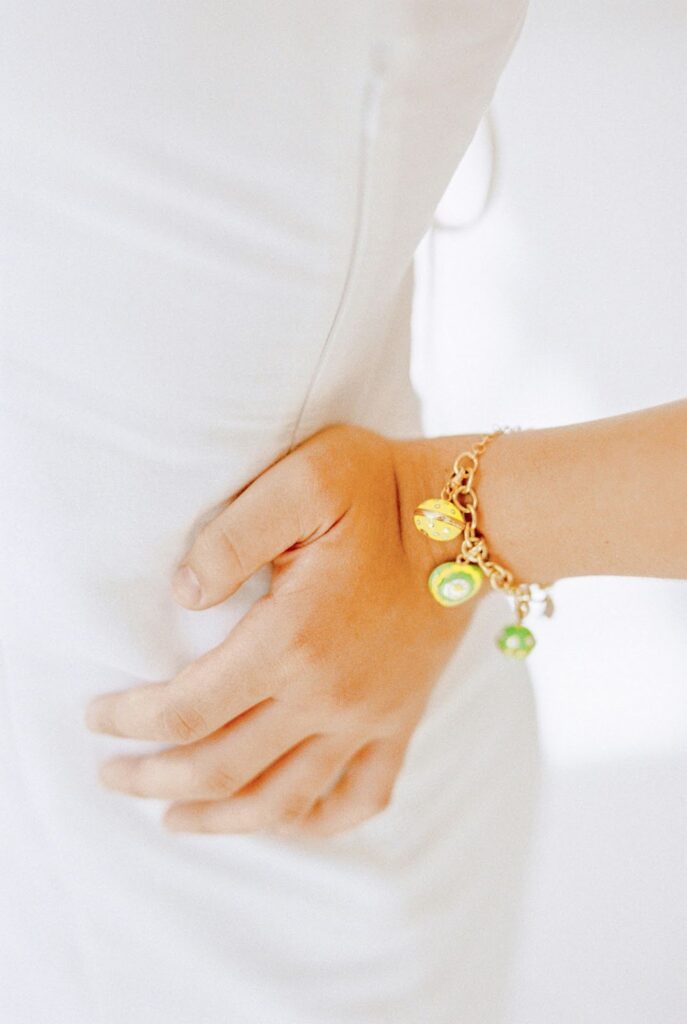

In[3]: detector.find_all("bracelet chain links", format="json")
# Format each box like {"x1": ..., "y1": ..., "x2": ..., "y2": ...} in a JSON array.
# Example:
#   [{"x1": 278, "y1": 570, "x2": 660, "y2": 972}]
[{"x1": 441, "y1": 428, "x2": 549, "y2": 623}]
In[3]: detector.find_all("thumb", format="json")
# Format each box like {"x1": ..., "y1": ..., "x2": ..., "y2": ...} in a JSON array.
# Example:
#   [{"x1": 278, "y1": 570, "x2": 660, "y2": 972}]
[{"x1": 171, "y1": 445, "x2": 330, "y2": 609}]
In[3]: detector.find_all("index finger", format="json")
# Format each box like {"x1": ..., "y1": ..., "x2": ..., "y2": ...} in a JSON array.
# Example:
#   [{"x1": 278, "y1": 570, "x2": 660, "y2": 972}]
[
  {"x1": 173, "y1": 444, "x2": 320, "y2": 610},
  {"x1": 84, "y1": 599, "x2": 277, "y2": 743},
  {"x1": 172, "y1": 426, "x2": 350, "y2": 610}
]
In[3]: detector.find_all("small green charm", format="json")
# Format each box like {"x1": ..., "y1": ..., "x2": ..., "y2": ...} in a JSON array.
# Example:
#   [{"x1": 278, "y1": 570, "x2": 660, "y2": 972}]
[
  {"x1": 497, "y1": 624, "x2": 536, "y2": 659},
  {"x1": 428, "y1": 562, "x2": 482, "y2": 607}
]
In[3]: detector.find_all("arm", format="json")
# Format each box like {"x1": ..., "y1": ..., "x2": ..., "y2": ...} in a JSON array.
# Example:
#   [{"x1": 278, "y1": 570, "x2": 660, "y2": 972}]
[
  {"x1": 86, "y1": 398, "x2": 686, "y2": 837},
  {"x1": 395, "y1": 398, "x2": 687, "y2": 585}
]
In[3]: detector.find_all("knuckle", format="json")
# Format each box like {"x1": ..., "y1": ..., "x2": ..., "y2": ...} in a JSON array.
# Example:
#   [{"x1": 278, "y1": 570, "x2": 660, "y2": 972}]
[
  {"x1": 158, "y1": 701, "x2": 207, "y2": 744},
  {"x1": 203, "y1": 763, "x2": 240, "y2": 797},
  {"x1": 303, "y1": 424, "x2": 366, "y2": 475},
  {"x1": 191, "y1": 514, "x2": 244, "y2": 584},
  {"x1": 124, "y1": 759, "x2": 147, "y2": 794},
  {"x1": 318, "y1": 818, "x2": 352, "y2": 837},
  {"x1": 215, "y1": 524, "x2": 249, "y2": 581},
  {"x1": 319, "y1": 680, "x2": 367, "y2": 723},
  {"x1": 347, "y1": 790, "x2": 393, "y2": 827},
  {"x1": 289, "y1": 628, "x2": 327, "y2": 674},
  {"x1": 295, "y1": 446, "x2": 339, "y2": 508},
  {"x1": 274, "y1": 793, "x2": 312, "y2": 825},
  {"x1": 367, "y1": 790, "x2": 393, "y2": 816},
  {"x1": 297, "y1": 445, "x2": 326, "y2": 486}
]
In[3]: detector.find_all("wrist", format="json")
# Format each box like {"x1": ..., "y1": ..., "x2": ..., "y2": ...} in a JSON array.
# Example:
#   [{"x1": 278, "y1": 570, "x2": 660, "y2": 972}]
[
  {"x1": 391, "y1": 428, "x2": 558, "y2": 659},
  {"x1": 391, "y1": 428, "x2": 563, "y2": 593},
  {"x1": 471, "y1": 427, "x2": 558, "y2": 585},
  {"x1": 390, "y1": 432, "x2": 484, "y2": 580}
]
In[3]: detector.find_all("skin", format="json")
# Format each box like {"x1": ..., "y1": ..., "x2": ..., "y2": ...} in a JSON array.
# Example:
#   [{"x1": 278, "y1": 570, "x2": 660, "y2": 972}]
[{"x1": 85, "y1": 398, "x2": 687, "y2": 837}]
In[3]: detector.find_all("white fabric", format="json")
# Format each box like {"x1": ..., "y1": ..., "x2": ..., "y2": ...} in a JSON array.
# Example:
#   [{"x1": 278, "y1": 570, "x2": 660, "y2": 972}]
[{"x1": 0, "y1": 4, "x2": 538, "y2": 1022}]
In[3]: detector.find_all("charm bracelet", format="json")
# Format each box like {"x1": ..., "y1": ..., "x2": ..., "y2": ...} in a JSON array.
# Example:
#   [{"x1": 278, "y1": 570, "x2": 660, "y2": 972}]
[{"x1": 412, "y1": 428, "x2": 554, "y2": 659}]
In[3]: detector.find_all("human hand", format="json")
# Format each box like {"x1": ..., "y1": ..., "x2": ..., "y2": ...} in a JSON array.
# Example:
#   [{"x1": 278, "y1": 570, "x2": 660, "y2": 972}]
[{"x1": 85, "y1": 424, "x2": 481, "y2": 837}]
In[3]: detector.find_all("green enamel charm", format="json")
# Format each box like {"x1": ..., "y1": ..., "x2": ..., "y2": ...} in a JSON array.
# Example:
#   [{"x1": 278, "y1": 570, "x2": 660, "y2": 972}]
[
  {"x1": 496, "y1": 624, "x2": 536, "y2": 659},
  {"x1": 428, "y1": 562, "x2": 482, "y2": 607}
]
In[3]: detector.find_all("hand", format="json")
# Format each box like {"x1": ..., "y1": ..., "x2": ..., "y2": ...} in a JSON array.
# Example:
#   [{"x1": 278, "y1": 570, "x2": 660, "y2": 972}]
[{"x1": 85, "y1": 424, "x2": 480, "y2": 837}]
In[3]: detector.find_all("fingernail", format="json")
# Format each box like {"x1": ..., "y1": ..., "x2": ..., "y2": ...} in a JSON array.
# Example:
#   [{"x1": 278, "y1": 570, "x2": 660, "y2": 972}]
[{"x1": 172, "y1": 564, "x2": 202, "y2": 606}]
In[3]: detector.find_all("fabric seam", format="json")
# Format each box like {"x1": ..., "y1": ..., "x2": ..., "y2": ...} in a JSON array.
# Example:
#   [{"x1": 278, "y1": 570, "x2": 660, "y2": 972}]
[{"x1": 285, "y1": 46, "x2": 387, "y2": 453}]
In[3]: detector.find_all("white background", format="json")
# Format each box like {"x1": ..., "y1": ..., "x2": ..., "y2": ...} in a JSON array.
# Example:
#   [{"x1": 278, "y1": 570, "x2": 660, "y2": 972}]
[{"x1": 412, "y1": 1, "x2": 687, "y2": 1020}]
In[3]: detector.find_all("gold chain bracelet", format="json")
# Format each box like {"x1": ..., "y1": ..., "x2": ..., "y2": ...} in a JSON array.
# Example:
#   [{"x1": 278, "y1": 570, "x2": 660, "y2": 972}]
[{"x1": 413, "y1": 428, "x2": 554, "y2": 659}]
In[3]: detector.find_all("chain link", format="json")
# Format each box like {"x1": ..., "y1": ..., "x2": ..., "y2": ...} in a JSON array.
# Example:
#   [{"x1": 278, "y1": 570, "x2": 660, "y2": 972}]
[{"x1": 441, "y1": 428, "x2": 547, "y2": 620}]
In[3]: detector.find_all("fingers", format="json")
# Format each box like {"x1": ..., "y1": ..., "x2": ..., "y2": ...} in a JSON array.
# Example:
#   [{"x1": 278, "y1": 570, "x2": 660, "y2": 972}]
[
  {"x1": 171, "y1": 439, "x2": 343, "y2": 610},
  {"x1": 162, "y1": 734, "x2": 356, "y2": 834},
  {"x1": 294, "y1": 738, "x2": 408, "y2": 838},
  {"x1": 98, "y1": 698, "x2": 312, "y2": 800},
  {"x1": 85, "y1": 602, "x2": 275, "y2": 742}
]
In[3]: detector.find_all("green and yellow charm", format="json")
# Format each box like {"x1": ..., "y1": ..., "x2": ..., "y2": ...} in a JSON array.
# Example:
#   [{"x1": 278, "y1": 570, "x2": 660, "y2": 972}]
[
  {"x1": 496, "y1": 623, "x2": 536, "y2": 659},
  {"x1": 413, "y1": 494, "x2": 483, "y2": 608},
  {"x1": 427, "y1": 561, "x2": 482, "y2": 607},
  {"x1": 413, "y1": 493, "x2": 483, "y2": 609}
]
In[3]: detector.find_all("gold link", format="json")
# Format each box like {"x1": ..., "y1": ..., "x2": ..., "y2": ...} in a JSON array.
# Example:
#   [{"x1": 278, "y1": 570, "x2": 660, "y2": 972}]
[
  {"x1": 439, "y1": 427, "x2": 551, "y2": 621},
  {"x1": 462, "y1": 537, "x2": 488, "y2": 562}
]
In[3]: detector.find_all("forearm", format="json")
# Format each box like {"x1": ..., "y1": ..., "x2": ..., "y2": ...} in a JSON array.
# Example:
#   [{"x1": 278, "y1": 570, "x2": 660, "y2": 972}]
[{"x1": 394, "y1": 398, "x2": 687, "y2": 585}]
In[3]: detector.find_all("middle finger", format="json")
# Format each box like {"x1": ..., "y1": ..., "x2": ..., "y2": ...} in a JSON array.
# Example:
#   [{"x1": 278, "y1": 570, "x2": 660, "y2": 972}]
[{"x1": 98, "y1": 697, "x2": 313, "y2": 800}]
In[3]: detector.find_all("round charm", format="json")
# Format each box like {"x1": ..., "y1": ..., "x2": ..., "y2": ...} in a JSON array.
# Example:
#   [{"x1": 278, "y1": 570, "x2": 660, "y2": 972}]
[
  {"x1": 413, "y1": 499, "x2": 465, "y2": 542},
  {"x1": 428, "y1": 562, "x2": 482, "y2": 607},
  {"x1": 496, "y1": 624, "x2": 536, "y2": 659}
]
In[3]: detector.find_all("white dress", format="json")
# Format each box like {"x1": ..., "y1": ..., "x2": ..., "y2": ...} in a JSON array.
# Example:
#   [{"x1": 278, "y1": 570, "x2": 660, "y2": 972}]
[{"x1": 0, "y1": 3, "x2": 538, "y2": 1022}]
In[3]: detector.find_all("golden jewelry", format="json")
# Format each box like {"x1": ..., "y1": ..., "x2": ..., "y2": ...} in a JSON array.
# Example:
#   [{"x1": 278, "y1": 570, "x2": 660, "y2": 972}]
[{"x1": 413, "y1": 428, "x2": 554, "y2": 658}]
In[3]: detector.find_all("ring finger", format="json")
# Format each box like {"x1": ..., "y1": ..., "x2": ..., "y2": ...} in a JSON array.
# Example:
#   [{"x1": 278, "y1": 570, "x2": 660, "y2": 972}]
[{"x1": 162, "y1": 733, "x2": 358, "y2": 834}]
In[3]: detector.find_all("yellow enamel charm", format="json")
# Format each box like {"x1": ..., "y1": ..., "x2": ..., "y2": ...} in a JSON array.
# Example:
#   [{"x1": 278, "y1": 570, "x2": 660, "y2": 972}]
[
  {"x1": 427, "y1": 562, "x2": 482, "y2": 607},
  {"x1": 413, "y1": 498, "x2": 465, "y2": 542}
]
